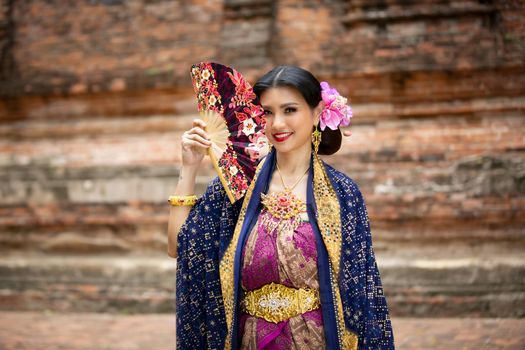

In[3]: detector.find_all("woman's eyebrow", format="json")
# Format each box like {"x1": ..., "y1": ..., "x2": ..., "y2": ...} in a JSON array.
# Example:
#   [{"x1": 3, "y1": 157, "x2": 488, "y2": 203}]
[
  {"x1": 261, "y1": 102, "x2": 299, "y2": 109},
  {"x1": 280, "y1": 102, "x2": 299, "y2": 108}
]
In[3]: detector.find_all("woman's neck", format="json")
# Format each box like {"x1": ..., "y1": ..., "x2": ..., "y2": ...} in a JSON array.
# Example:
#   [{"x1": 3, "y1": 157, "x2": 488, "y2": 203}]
[{"x1": 275, "y1": 148, "x2": 312, "y2": 179}]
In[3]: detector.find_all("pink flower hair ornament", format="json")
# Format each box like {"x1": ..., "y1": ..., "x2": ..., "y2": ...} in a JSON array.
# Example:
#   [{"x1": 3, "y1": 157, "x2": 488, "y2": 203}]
[{"x1": 319, "y1": 81, "x2": 353, "y2": 131}]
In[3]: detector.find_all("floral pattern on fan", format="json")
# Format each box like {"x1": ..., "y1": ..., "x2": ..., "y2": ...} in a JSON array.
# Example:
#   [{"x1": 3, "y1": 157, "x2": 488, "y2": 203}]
[{"x1": 190, "y1": 62, "x2": 269, "y2": 203}]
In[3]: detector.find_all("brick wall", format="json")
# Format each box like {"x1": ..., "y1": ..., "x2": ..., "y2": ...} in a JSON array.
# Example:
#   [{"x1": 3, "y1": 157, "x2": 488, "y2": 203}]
[{"x1": 0, "y1": 0, "x2": 524, "y2": 316}]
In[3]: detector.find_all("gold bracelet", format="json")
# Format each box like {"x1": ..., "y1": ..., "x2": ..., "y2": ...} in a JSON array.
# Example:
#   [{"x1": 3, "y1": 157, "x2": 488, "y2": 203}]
[{"x1": 168, "y1": 195, "x2": 198, "y2": 206}]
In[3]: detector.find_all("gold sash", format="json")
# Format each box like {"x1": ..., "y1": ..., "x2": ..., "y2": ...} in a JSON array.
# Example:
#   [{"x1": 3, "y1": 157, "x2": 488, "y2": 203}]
[{"x1": 241, "y1": 282, "x2": 320, "y2": 324}]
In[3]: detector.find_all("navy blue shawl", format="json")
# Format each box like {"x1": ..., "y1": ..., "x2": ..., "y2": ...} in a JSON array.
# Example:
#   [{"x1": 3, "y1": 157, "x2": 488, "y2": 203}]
[{"x1": 176, "y1": 149, "x2": 395, "y2": 349}]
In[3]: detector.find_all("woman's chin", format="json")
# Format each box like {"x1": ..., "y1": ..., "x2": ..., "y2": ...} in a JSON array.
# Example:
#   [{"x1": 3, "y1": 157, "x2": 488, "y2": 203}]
[
  {"x1": 273, "y1": 145, "x2": 290, "y2": 155},
  {"x1": 273, "y1": 143, "x2": 310, "y2": 156},
  {"x1": 272, "y1": 141, "x2": 292, "y2": 152}
]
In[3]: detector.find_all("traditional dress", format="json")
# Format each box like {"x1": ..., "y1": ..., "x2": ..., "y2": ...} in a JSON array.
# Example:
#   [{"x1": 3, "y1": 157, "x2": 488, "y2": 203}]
[
  {"x1": 239, "y1": 199, "x2": 324, "y2": 349},
  {"x1": 176, "y1": 148, "x2": 395, "y2": 349}
]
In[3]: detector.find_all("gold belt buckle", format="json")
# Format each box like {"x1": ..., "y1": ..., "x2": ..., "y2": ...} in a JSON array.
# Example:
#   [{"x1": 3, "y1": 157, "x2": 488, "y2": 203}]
[{"x1": 241, "y1": 282, "x2": 320, "y2": 323}]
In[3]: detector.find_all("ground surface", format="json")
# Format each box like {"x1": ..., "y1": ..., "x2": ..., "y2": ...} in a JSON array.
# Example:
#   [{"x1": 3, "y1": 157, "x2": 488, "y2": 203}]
[{"x1": 1, "y1": 312, "x2": 524, "y2": 349}]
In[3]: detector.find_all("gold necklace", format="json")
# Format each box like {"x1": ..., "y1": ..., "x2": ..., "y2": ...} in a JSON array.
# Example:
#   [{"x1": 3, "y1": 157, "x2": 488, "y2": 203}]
[
  {"x1": 261, "y1": 162, "x2": 309, "y2": 220},
  {"x1": 276, "y1": 162, "x2": 309, "y2": 192}
]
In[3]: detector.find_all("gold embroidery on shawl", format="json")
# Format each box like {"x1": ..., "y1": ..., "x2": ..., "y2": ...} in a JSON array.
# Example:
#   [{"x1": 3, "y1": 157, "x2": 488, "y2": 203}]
[
  {"x1": 312, "y1": 153, "x2": 342, "y2": 277},
  {"x1": 328, "y1": 259, "x2": 359, "y2": 349},
  {"x1": 219, "y1": 157, "x2": 267, "y2": 350},
  {"x1": 343, "y1": 331, "x2": 359, "y2": 350},
  {"x1": 314, "y1": 154, "x2": 359, "y2": 350}
]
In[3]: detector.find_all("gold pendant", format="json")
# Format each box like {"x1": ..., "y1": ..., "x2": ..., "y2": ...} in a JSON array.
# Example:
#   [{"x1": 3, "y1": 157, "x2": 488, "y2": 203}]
[{"x1": 261, "y1": 188, "x2": 306, "y2": 220}]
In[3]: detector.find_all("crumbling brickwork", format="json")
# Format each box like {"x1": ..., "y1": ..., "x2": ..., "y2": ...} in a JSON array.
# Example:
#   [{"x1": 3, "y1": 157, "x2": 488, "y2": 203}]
[{"x1": 0, "y1": 0, "x2": 524, "y2": 316}]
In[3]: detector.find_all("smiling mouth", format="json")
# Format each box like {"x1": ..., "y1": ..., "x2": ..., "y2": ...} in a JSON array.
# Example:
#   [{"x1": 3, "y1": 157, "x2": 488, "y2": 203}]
[{"x1": 272, "y1": 132, "x2": 293, "y2": 142}]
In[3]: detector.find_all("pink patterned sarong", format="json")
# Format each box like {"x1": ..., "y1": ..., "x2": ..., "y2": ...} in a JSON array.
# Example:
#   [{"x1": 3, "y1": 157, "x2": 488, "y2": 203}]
[{"x1": 239, "y1": 204, "x2": 325, "y2": 349}]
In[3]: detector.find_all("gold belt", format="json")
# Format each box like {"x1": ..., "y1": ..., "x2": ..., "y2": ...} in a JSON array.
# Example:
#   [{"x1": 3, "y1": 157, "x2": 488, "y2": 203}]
[{"x1": 241, "y1": 282, "x2": 320, "y2": 324}]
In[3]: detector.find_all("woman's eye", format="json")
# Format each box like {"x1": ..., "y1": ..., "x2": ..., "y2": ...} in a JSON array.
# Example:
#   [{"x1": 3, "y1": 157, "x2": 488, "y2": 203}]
[
  {"x1": 263, "y1": 110, "x2": 272, "y2": 116},
  {"x1": 284, "y1": 107, "x2": 296, "y2": 113}
]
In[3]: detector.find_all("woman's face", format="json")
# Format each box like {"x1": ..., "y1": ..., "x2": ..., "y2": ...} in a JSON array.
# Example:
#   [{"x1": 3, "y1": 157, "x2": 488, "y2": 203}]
[{"x1": 260, "y1": 86, "x2": 322, "y2": 157}]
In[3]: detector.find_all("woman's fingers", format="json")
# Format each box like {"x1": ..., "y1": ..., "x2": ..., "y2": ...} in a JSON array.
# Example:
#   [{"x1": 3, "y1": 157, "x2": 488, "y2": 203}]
[
  {"x1": 182, "y1": 132, "x2": 212, "y2": 149},
  {"x1": 189, "y1": 126, "x2": 211, "y2": 141},
  {"x1": 190, "y1": 133, "x2": 212, "y2": 146},
  {"x1": 189, "y1": 119, "x2": 211, "y2": 140},
  {"x1": 181, "y1": 119, "x2": 212, "y2": 158},
  {"x1": 182, "y1": 138, "x2": 210, "y2": 154},
  {"x1": 342, "y1": 129, "x2": 352, "y2": 137},
  {"x1": 192, "y1": 118, "x2": 207, "y2": 129}
]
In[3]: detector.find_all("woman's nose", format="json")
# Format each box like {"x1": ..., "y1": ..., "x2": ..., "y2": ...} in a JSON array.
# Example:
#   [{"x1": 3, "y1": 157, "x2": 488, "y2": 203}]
[{"x1": 271, "y1": 113, "x2": 285, "y2": 129}]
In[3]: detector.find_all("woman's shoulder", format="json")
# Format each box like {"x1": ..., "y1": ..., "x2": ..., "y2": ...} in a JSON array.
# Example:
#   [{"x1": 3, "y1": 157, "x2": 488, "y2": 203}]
[
  {"x1": 322, "y1": 162, "x2": 363, "y2": 197},
  {"x1": 200, "y1": 176, "x2": 244, "y2": 210},
  {"x1": 206, "y1": 175, "x2": 225, "y2": 194},
  {"x1": 197, "y1": 176, "x2": 227, "y2": 204}
]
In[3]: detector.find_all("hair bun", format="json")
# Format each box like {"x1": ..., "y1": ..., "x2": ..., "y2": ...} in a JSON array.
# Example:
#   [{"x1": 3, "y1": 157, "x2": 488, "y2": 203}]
[{"x1": 316, "y1": 125, "x2": 342, "y2": 155}]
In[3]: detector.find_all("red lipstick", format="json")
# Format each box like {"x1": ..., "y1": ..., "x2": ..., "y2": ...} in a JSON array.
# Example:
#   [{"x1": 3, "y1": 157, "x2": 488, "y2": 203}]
[{"x1": 272, "y1": 132, "x2": 293, "y2": 142}]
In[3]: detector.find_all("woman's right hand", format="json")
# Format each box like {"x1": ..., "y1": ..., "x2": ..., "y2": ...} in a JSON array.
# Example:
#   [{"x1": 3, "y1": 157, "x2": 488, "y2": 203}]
[{"x1": 181, "y1": 118, "x2": 212, "y2": 168}]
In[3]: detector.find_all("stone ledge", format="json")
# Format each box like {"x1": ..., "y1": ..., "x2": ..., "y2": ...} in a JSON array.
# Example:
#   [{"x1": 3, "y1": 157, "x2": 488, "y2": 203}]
[
  {"x1": 0, "y1": 254, "x2": 176, "y2": 313},
  {"x1": 0, "y1": 253, "x2": 523, "y2": 317},
  {"x1": 344, "y1": 2, "x2": 497, "y2": 27}
]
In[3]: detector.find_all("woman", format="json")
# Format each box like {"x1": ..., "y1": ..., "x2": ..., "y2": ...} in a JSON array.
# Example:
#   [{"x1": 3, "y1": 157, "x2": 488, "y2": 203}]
[{"x1": 167, "y1": 65, "x2": 395, "y2": 349}]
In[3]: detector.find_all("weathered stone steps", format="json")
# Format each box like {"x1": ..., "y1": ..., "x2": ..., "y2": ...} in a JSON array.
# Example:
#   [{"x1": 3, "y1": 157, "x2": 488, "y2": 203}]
[{"x1": 0, "y1": 253, "x2": 523, "y2": 317}]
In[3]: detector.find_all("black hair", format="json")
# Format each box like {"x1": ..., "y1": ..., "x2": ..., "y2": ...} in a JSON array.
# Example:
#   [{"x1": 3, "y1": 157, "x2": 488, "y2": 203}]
[{"x1": 253, "y1": 65, "x2": 342, "y2": 155}]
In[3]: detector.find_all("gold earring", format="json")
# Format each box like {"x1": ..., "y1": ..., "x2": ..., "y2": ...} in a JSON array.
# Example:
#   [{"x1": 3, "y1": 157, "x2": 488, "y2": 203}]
[{"x1": 312, "y1": 125, "x2": 321, "y2": 154}]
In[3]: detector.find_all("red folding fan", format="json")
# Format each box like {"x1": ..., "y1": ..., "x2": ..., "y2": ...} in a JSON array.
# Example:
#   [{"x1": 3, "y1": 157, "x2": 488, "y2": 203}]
[{"x1": 190, "y1": 62, "x2": 269, "y2": 203}]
